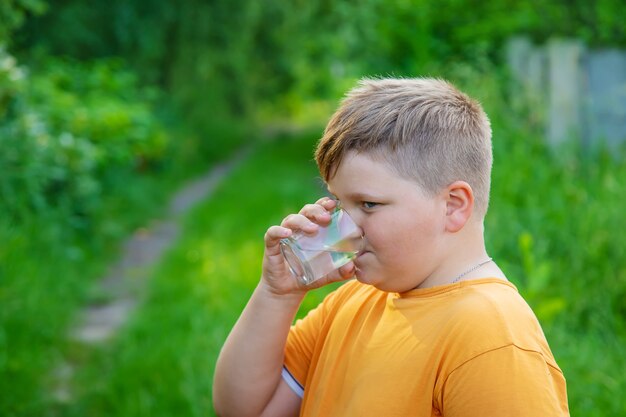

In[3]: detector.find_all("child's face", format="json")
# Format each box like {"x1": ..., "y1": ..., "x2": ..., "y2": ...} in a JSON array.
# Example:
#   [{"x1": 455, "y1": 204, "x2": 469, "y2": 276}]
[{"x1": 327, "y1": 151, "x2": 447, "y2": 292}]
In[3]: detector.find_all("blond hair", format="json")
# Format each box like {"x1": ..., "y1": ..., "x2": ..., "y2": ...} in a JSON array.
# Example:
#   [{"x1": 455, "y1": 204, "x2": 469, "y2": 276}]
[{"x1": 315, "y1": 77, "x2": 493, "y2": 217}]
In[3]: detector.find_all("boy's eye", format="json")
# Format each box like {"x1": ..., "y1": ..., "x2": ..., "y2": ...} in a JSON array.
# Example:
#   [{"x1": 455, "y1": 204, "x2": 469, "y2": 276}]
[{"x1": 362, "y1": 201, "x2": 378, "y2": 209}]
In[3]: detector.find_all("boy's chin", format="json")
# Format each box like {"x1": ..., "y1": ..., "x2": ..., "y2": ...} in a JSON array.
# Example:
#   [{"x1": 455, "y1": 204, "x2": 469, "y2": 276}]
[
  {"x1": 355, "y1": 269, "x2": 415, "y2": 293},
  {"x1": 354, "y1": 268, "x2": 371, "y2": 285}
]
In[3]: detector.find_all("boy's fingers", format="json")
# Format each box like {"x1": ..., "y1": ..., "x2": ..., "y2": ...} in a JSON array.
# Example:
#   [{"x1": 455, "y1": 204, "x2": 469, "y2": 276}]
[
  {"x1": 315, "y1": 196, "x2": 337, "y2": 209},
  {"x1": 280, "y1": 214, "x2": 319, "y2": 234},
  {"x1": 278, "y1": 198, "x2": 336, "y2": 235},
  {"x1": 299, "y1": 202, "x2": 333, "y2": 226},
  {"x1": 306, "y1": 261, "x2": 355, "y2": 289},
  {"x1": 264, "y1": 226, "x2": 291, "y2": 254},
  {"x1": 299, "y1": 204, "x2": 331, "y2": 219}
]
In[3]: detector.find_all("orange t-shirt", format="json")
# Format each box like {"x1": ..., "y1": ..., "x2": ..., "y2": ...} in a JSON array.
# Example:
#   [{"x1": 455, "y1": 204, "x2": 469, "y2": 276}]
[{"x1": 283, "y1": 278, "x2": 569, "y2": 416}]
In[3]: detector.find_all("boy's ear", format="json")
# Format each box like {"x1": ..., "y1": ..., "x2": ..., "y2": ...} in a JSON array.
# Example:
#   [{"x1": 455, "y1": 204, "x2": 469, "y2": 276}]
[{"x1": 444, "y1": 181, "x2": 474, "y2": 233}]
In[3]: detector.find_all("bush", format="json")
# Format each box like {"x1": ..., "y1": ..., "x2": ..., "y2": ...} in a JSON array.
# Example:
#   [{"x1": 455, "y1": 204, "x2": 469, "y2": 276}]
[{"x1": 0, "y1": 49, "x2": 168, "y2": 229}]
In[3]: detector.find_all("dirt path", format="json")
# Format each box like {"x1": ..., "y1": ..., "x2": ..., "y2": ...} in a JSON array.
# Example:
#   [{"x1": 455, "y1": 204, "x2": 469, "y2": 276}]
[{"x1": 51, "y1": 146, "x2": 252, "y2": 403}]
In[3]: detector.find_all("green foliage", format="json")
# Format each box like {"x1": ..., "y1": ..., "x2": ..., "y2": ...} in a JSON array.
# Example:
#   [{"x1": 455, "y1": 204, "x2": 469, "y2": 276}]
[
  {"x1": 0, "y1": 0, "x2": 46, "y2": 43},
  {"x1": 1, "y1": 50, "x2": 168, "y2": 228},
  {"x1": 0, "y1": 44, "x2": 24, "y2": 116},
  {"x1": 17, "y1": 0, "x2": 255, "y2": 159},
  {"x1": 14, "y1": 0, "x2": 626, "y2": 134},
  {"x1": 15, "y1": 0, "x2": 626, "y2": 147}
]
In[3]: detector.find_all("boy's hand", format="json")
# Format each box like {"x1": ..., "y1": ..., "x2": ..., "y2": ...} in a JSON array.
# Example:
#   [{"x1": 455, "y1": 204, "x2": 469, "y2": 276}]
[{"x1": 261, "y1": 197, "x2": 356, "y2": 295}]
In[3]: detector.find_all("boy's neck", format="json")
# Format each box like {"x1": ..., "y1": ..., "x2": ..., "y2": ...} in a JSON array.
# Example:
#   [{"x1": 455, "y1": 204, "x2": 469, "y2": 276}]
[{"x1": 417, "y1": 219, "x2": 501, "y2": 289}]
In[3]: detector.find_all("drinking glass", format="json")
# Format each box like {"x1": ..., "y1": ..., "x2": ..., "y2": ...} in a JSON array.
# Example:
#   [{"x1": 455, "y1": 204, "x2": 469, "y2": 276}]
[{"x1": 280, "y1": 208, "x2": 364, "y2": 285}]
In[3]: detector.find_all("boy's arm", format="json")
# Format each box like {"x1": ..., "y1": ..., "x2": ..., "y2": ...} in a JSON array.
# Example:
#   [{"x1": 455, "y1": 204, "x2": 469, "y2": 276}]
[
  {"x1": 212, "y1": 282, "x2": 304, "y2": 417},
  {"x1": 213, "y1": 198, "x2": 354, "y2": 417}
]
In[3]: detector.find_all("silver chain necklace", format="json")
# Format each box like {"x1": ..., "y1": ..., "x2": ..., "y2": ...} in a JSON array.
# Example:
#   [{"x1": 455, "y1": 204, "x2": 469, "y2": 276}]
[{"x1": 452, "y1": 258, "x2": 493, "y2": 283}]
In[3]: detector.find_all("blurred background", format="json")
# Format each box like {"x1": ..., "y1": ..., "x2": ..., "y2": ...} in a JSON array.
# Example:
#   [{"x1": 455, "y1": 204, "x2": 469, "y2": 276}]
[{"x1": 1, "y1": 1, "x2": 625, "y2": 416}]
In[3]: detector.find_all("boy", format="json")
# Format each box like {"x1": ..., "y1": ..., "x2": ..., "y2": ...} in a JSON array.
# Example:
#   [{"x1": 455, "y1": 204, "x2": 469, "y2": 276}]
[{"x1": 213, "y1": 78, "x2": 569, "y2": 416}]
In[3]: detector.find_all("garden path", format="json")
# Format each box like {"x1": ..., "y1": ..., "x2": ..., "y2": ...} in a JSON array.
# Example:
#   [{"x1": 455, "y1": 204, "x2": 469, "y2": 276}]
[{"x1": 51, "y1": 146, "x2": 252, "y2": 403}]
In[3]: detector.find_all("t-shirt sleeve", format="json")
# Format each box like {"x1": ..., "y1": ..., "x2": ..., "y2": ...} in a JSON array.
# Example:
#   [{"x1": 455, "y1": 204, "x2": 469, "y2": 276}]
[
  {"x1": 282, "y1": 286, "x2": 345, "y2": 396},
  {"x1": 441, "y1": 344, "x2": 569, "y2": 416}
]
